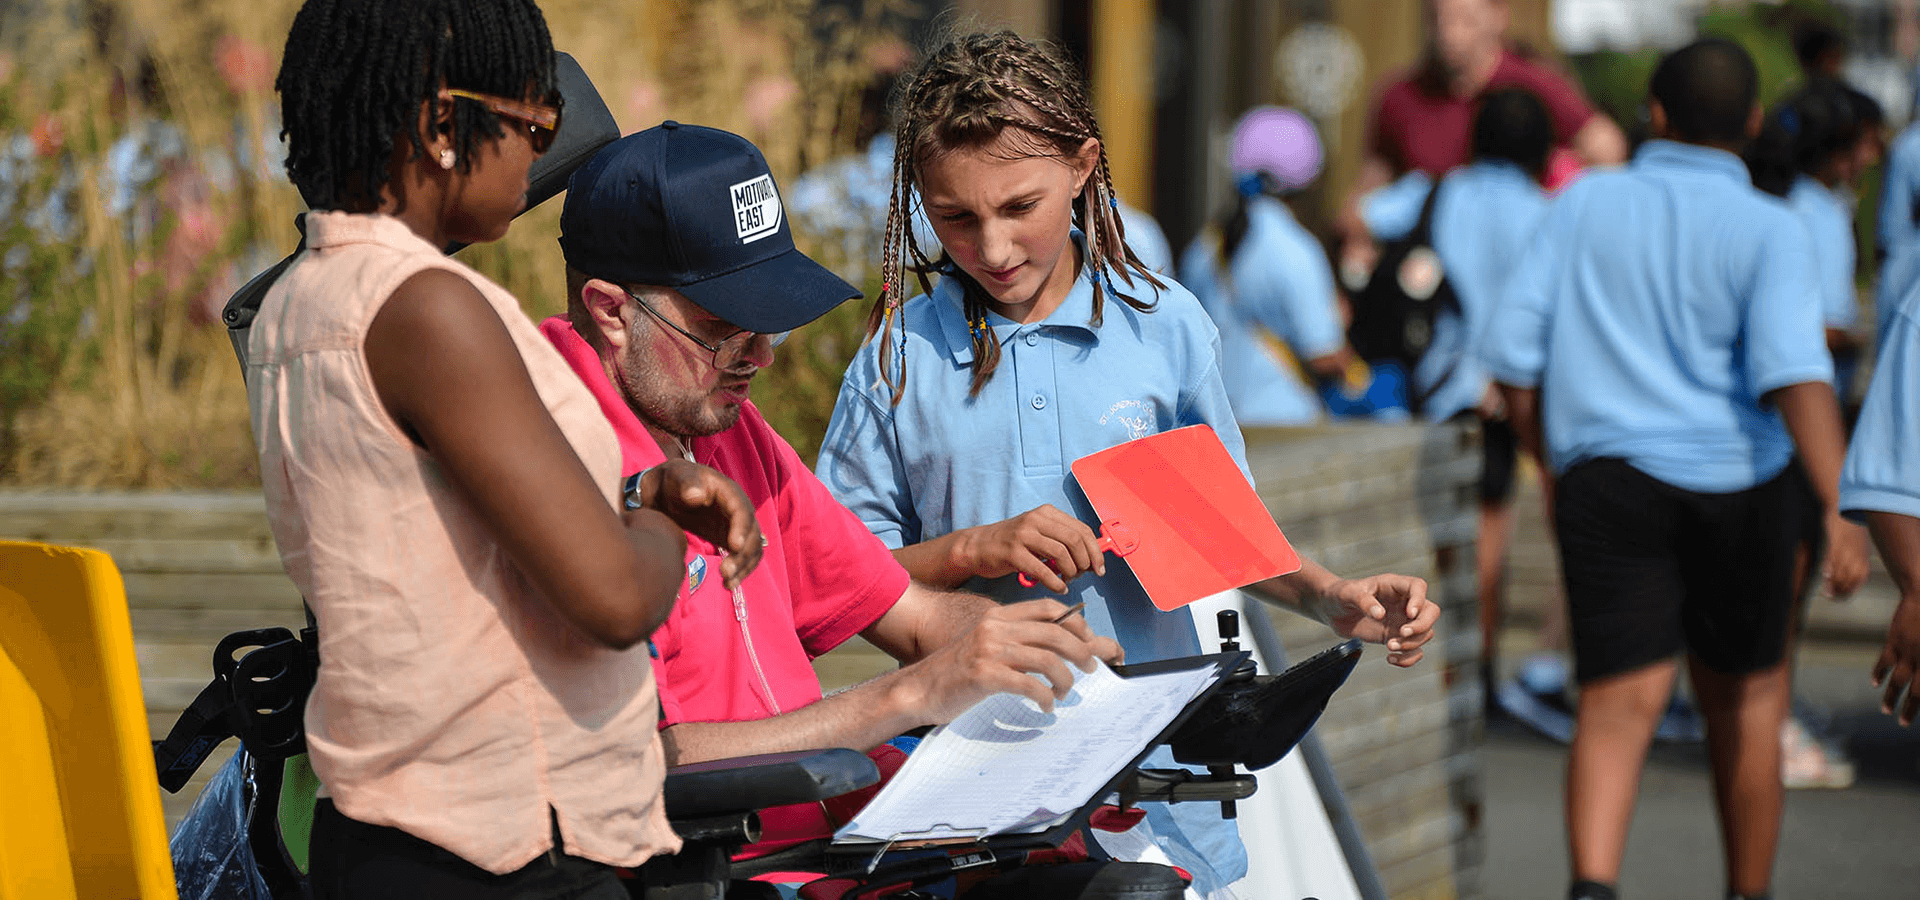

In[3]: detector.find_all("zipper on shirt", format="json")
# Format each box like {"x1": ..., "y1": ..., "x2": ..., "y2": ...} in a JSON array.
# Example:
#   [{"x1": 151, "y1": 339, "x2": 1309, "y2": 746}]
[{"x1": 732, "y1": 583, "x2": 782, "y2": 715}]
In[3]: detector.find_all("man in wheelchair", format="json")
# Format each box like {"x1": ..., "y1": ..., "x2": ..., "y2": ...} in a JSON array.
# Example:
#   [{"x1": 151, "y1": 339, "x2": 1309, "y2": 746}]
[{"x1": 544, "y1": 122, "x2": 1186, "y2": 899}]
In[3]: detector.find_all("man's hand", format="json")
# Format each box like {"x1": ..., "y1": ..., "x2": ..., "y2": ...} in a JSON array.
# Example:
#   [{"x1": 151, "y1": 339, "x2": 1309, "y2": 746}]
[
  {"x1": 895, "y1": 598, "x2": 1123, "y2": 724},
  {"x1": 1821, "y1": 513, "x2": 1870, "y2": 599},
  {"x1": 661, "y1": 593, "x2": 1124, "y2": 765},
  {"x1": 1309, "y1": 573, "x2": 1437, "y2": 667},
  {"x1": 949, "y1": 505, "x2": 1106, "y2": 593},
  {"x1": 632, "y1": 459, "x2": 763, "y2": 589}
]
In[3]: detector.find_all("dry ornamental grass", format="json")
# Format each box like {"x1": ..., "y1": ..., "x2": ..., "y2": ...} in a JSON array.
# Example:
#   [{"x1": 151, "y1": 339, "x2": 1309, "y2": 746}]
[{"x1": 0, "y1": 0, "x2": 912, "y2": 487}]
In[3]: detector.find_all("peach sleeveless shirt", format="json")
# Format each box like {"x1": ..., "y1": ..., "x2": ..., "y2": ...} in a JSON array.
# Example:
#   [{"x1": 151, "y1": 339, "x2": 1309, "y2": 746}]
[{"x1": 247, "y1": 211, "x2": 679, "y2": 873}]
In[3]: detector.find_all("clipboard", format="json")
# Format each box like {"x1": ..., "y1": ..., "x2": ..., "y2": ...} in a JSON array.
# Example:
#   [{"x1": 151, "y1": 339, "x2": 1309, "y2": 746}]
[{"x1": 823, "y1": 650, "x2": 1252, "y2": 870}]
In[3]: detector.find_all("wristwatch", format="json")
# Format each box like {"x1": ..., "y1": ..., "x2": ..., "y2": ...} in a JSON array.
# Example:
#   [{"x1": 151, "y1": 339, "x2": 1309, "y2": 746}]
[{"x1": 623, "y1": 468, "x2": 654, "y2": 511}]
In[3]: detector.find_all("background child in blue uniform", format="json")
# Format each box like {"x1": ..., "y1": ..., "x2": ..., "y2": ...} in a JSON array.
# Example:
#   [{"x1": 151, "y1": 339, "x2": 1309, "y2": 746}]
[
  {"x1": 813, "y1": 30, "x2": 1439, "y2": 900},
  {"x1": 1360, "y1": 87, "x2": 1570, "y2": 732},
  {"x1": 1875, "y1": 118, "x2": 1920, "y2": 348},
  {"x1": 1746, "y1": 80, "x2": 1876, "y2": 401},
  {"x1": 1842, "y1": 269, "x2": 1920, "y2": 728},
  {"x1": 1180, "y1": 105, "x2": 1400, "y2": 425},
  {"x1": 1483, "y1": 39, "x2": 1870, "y2": 900}
]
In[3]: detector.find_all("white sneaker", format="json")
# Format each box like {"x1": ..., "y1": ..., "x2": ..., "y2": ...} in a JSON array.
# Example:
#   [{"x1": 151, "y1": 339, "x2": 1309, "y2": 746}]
[{"x1": 1781, "y1": 715, "x2": 1855, "y2": 790}]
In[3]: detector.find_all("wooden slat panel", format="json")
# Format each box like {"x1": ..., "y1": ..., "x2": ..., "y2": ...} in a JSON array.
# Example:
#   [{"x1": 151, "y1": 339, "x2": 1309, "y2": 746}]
[
  {"x1": 0, "y1": 493, "x2": 273, "y2": 544},
  {"x1": 121, "y1": 571, "x2": 303, "y2": 608},
  {"x1": 75, "y1": 537, "x2": 284, "y2": 574}
]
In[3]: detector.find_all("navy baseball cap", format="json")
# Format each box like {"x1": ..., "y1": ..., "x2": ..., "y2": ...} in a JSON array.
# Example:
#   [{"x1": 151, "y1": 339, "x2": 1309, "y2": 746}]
[{"x1": 559, "y1": 121, "x2": 861, "y2": 333}]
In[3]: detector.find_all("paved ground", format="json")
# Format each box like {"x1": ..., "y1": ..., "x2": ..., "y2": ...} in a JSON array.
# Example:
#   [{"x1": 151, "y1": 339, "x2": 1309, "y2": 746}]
[
  {"x1": 1479, "y1": 639, "x2": 1920, "y2": 900},
  {"x1": 1480, "y1": 474, "x2": 1920, "y2": 900}
]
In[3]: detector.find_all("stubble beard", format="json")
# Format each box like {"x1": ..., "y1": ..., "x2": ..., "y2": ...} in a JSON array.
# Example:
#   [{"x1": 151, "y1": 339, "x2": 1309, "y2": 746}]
[{"x1": 617, "y1": 340, "x2": 743, "y2": 444}]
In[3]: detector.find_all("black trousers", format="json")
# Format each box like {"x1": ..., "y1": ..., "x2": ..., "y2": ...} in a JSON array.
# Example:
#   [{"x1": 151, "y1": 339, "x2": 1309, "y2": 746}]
[{"x1": 308, "y1": 800, "x2": 633, "y2": 900}]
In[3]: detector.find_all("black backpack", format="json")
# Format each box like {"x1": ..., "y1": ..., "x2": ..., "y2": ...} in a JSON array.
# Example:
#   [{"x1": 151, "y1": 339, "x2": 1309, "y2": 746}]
[{"x1": 1347, "y1": 182, "x2": 1458, "y2": 414}]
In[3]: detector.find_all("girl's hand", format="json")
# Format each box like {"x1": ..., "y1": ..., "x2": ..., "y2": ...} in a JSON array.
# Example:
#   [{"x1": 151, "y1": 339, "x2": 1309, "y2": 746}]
[
  {"x1": 1820, "y1": 514, "x2": 1870, "y2": 600},
  {"x1": 1312, "y1": 573, "x2": 1437, "y2": 667},
  {"x1": 1872, "y1": 595, "x2": 1920, "y2": 726},
  {"x1": 632, "y1": 460, "x2": 764, "y2": 589},
  {"x1": 952, "y1": 505, "x2": 1105, "y2": 593}
]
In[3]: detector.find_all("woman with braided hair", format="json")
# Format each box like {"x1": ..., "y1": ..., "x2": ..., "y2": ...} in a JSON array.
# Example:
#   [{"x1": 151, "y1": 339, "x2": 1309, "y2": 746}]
[
  {"x1": 816, "y1": 29, "x2": 1439, "y2": 897},
  {"x1": 259, "y1": 0, "x2": 761, "y2": 895}
]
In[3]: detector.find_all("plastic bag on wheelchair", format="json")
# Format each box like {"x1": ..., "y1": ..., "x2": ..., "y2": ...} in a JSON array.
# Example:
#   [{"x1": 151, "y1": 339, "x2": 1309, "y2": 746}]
[{"x1": 169, "y1": 749, "x2": 275, "y2": 900}]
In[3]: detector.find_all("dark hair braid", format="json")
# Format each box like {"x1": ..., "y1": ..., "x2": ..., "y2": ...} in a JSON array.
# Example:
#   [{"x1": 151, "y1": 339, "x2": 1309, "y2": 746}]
[
  {"x1": 868, "y1": 29, "x2": 1163, "y2": 403},
  {"x1": 276, "y1": 0, "x2": 555, "y2": 212}
]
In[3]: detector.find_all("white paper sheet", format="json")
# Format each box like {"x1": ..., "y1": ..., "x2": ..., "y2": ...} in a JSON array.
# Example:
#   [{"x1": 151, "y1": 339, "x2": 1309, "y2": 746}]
[{"x1": 835, "y1": 661, "x2": 1220, "y2": 843}]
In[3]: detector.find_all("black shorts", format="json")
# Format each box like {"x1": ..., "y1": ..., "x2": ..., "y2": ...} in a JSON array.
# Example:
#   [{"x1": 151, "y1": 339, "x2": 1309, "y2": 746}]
[
  {"x1": 1554, "y1": 458, "x2": 1815, "y2": 684},
  {"x1": 1479, "y1": 417, "x2": 1519, "y2": 504}
]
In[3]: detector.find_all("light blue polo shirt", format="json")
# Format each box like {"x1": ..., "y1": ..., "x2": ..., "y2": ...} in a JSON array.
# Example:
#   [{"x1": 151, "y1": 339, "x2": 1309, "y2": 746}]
[
  {"x1": 815, "y1": 246, "x2": 1251, "y2": 892},
  {"x1": 1841, "y1": 281, "x2": 1920, "y2": 522},
  {"x1": 1177, "y1": 195, "x2": 1344, "y2": 425},
  {"x1": 1877, "y1": 123, "x2": 1920, "y2": 347},
  {"x1": 1877, "y1": 122, "x2": 1920, "y2": 256},
  {"x1": 1879, "y1": 248, "x2": 1920, "y2": 351},
  {"x1": 1786, "y1": 175, "x2": 1859, "y2": 330},
  {"x1": 1118, "y1": 200, "x2": 1174, "y2": 274},
  {"x1": 1362, "y1": 161, "x2": 1547, "y2": 422},
  {"x1": 1483, "y1": 140, "x2": 1833, "y2": 494}
]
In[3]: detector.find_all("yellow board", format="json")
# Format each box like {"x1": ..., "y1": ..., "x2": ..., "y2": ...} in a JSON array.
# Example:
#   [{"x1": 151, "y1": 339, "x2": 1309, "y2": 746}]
[{"x1": 0, "y1": 540, "x2": 177, "y2": 900}]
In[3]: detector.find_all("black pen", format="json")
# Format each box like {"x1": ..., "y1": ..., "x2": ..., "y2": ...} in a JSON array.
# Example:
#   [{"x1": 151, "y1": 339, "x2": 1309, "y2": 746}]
[{"x1": 1051, "y1": 601, "x2": 1087, "y2": 624}]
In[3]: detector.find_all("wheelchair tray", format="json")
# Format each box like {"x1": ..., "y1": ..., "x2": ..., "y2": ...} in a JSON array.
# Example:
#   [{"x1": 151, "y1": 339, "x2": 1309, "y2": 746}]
[{"x1": 822, "y1": 649, "x2": 1252, "y2": 864}]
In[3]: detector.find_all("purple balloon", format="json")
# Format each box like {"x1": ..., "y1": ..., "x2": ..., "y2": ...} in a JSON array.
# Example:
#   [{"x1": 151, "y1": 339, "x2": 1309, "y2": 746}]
[{"x1": 1229, "y1": 106, "x2": 1323, "y2": 191}]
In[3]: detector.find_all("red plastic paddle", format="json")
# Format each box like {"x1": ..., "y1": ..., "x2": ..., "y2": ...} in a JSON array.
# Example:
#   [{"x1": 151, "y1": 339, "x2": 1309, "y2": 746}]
[{"x1": 1020, "y1": 425, "x2": 1302, "y2": 611}]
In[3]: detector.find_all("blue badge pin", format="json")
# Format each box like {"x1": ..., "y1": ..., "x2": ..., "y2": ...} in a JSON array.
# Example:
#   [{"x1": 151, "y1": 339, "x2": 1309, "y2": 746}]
[{"x1": 686, "y1": 555, "x2": 708, "y2": 593}]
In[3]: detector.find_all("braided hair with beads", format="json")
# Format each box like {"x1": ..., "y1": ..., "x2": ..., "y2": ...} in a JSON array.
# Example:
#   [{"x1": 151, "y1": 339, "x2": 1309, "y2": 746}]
[
  {"x1": 275, "y1": 0, "x2": 555, "y2": 213},
  {"x1": 868, "y1": 29, "x2": 1164, "y2": 403}
]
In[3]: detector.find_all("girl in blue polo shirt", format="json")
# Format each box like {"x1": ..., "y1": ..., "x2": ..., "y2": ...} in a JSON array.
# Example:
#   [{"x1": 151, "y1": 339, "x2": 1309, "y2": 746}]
[
  {"x1": 1747, "y1": 81, "x2": 1878, "y2": 399},
  {"x1": 815, "y1": 30, "x2": 1436, "y2": 899}
]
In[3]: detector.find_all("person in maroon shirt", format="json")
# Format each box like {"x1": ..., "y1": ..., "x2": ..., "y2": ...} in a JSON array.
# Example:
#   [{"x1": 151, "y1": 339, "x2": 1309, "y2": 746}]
[{"x1": 1338, "y1": 0, "x2": 1627, "y2": 277}]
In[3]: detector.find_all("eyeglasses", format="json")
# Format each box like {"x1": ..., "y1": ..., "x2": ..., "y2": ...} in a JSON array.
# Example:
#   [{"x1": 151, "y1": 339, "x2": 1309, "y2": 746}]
[
  {"x1": 624, "y1": 287, "x2": 789, "y2": 369},
  {"x1": 442, "y1": 87, "x2": 564, "y2": 154}
]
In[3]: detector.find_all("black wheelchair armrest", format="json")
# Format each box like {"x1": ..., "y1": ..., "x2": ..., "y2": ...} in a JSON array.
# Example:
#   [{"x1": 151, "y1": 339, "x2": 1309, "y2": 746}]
[
  {"x1": 664, "y1": 748, "x2": 879, "y2": 822},
  {"x1": 643, "y1": 750, "x2": 878, "y2": 900}
]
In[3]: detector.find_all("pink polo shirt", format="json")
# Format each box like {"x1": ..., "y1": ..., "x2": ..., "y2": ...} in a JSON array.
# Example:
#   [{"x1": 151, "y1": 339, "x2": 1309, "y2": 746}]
[
  {"x1": 541, "y1": 317, "x2": 911, "y2": 854},
  {"x1": 248, "y1": 212, "x2": 679, "y2": 874}
]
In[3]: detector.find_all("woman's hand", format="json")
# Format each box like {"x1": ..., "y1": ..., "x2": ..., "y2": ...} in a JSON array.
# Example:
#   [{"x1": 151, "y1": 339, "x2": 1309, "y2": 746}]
[{"x1": 632, "y1": 459, "x2": 764, "y2": 589}]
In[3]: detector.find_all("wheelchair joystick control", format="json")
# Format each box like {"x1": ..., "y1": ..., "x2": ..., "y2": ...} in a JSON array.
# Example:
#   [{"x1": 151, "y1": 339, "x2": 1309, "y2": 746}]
[
  {"x1": 1216, "y1": 610, "x2": 1240, "y2": 653},
  {"x1": 1213, "y1": 609, "x2": 1241, "y2": 819}
]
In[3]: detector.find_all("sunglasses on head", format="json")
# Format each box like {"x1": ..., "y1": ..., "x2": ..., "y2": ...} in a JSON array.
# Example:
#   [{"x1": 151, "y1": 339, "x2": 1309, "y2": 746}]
[{"x1": 442, "y1": 87, "x2": 564, "y2": 154}]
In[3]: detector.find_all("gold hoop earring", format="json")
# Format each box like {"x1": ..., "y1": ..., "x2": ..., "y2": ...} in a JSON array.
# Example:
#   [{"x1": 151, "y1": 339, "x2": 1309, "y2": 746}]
[{"x1": 438, "y1": 148, "x2": 456, "y2": 170}]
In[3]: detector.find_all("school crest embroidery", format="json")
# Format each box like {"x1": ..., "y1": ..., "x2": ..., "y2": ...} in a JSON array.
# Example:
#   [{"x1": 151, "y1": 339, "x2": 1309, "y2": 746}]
[{"x1": 1099, "y1": 399, "x2": 1155, "y2": 441}]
